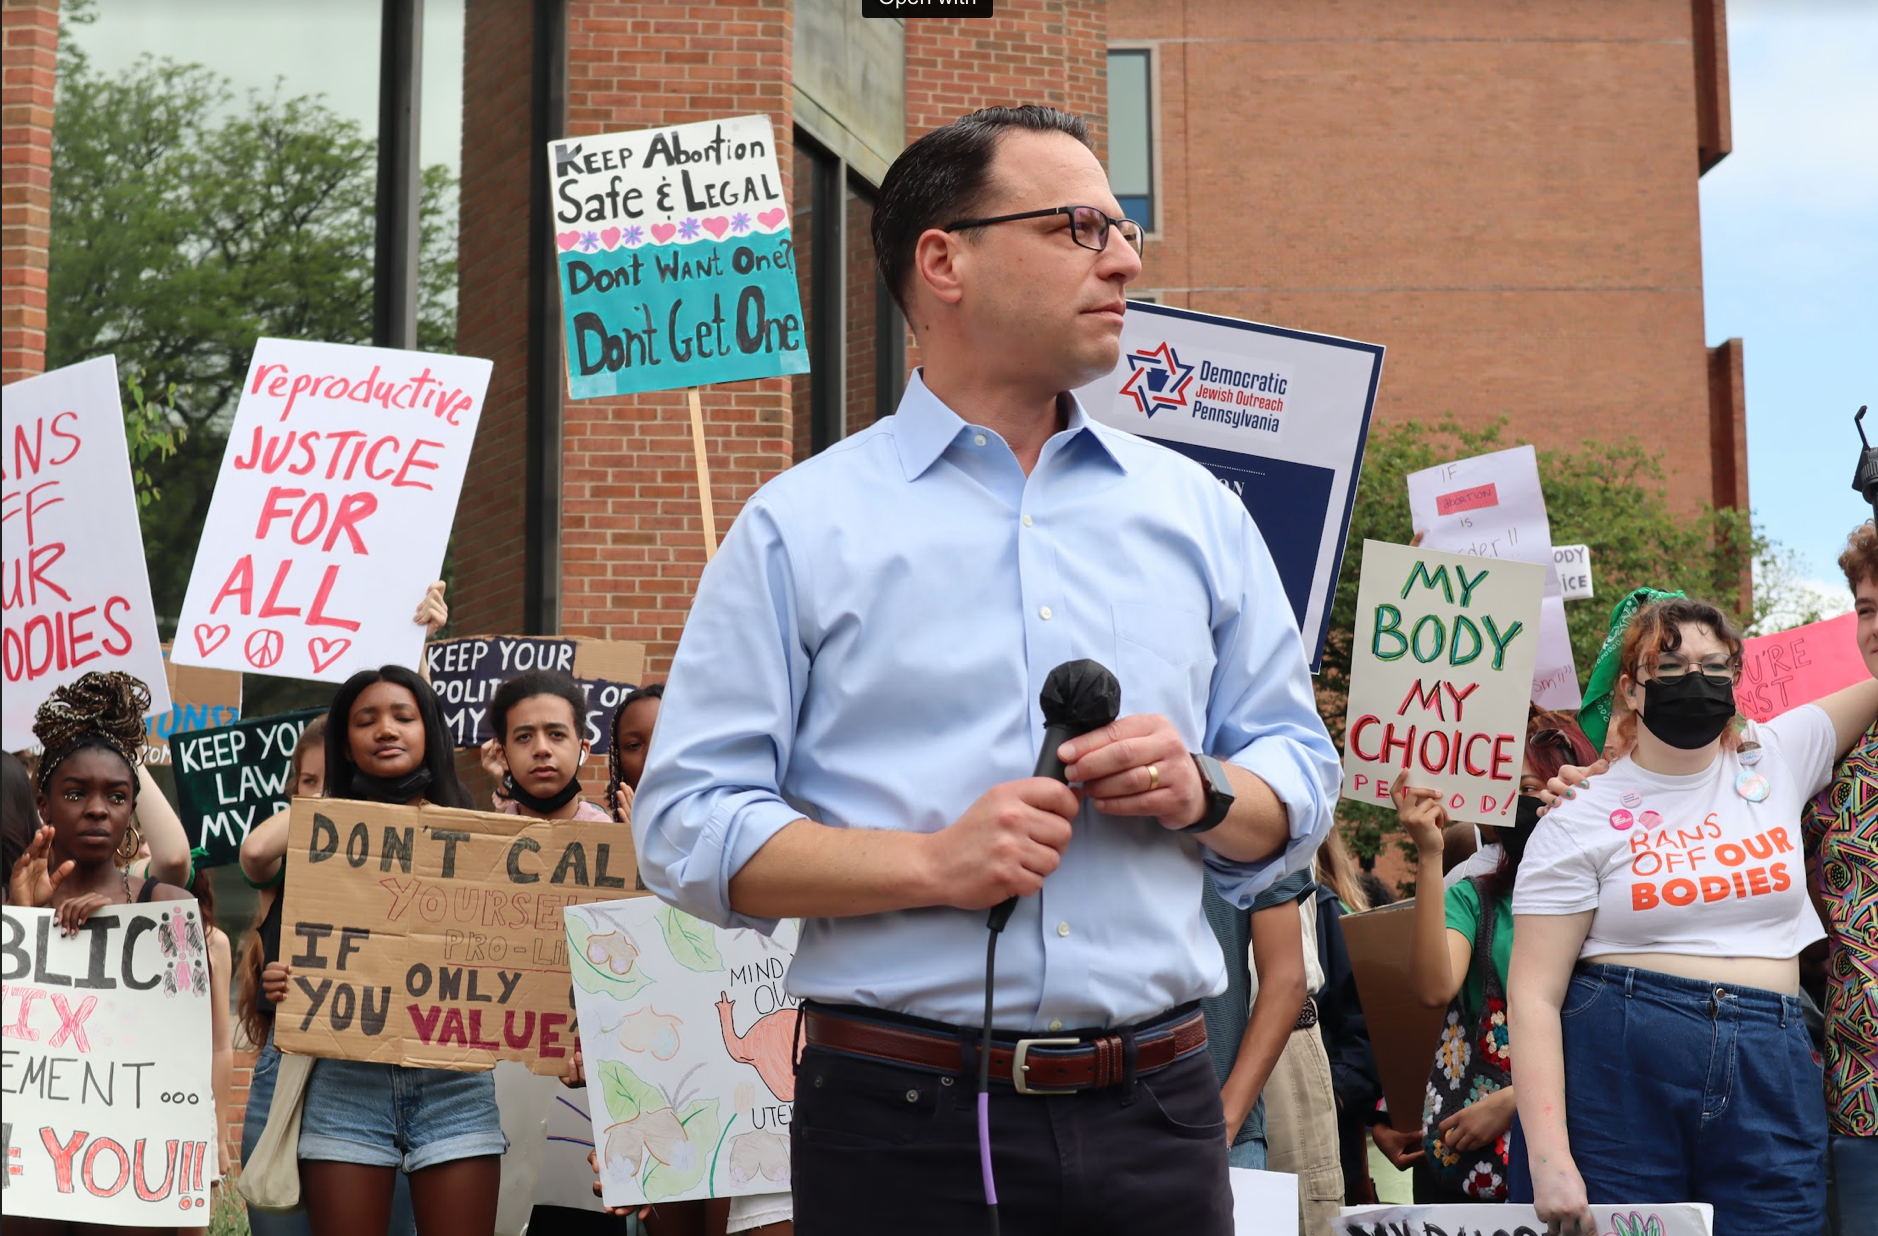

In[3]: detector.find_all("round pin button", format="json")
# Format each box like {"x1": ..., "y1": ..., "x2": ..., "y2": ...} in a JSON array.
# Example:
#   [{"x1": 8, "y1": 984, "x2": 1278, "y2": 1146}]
[
  {"x1": 1736, "y1": 771, "x2": 1769, "y2": 802},
  {"x1": 1609, "y1": 808, "x2": 1634, "y2": 831},
  {"x1": 1739, "y1": 743, "x2": 1762, "y2": 767}
]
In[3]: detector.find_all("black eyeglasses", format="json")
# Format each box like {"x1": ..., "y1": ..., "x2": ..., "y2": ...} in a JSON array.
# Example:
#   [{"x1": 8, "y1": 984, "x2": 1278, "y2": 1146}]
[
  {"x1": 1648, "y1": 655, "x2": 1740, "y2": 684},
  {"x1": 942, "y1": 205, "x2": 1146, "y2": 255}
]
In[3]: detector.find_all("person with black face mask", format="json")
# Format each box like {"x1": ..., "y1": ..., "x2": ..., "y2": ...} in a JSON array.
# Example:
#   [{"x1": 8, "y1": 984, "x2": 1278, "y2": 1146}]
[
  {"x1": 1390, "y1": 711, "x2": 1597, "y2": 1204},
  {"x1": 479, "y1": 670, "x2": 612, "y2": 823},
  {"x1": 1507, "y1": 594, "x2": 1878, "y2": 1236}
]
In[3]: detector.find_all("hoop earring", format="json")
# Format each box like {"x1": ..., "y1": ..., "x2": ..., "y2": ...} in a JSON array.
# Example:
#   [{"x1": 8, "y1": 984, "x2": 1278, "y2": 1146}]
[{"x1": 115, "y1": 819, "x2": 144, "y2": 868}]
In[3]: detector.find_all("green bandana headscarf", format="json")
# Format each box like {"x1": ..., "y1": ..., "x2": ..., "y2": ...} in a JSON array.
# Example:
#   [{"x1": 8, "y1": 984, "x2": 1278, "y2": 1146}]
[{"x1": 1578, "y1": 586, "x2": 1685, "y2": 754}]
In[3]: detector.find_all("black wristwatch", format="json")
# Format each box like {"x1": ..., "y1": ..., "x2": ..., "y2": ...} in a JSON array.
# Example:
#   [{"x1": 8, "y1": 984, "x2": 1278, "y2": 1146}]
[{"x1": 1181, "y1": 753, "x2": 1235, "y2": 833}]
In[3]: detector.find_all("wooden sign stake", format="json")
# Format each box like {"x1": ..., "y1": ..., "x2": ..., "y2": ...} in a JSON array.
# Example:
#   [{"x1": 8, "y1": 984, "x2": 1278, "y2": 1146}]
[{"x1": 686, "y1": 386, "x2": 719, "y2": 561}]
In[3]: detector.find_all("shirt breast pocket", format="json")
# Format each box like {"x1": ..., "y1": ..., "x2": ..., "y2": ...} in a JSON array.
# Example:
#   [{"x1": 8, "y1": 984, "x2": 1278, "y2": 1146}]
[{"x1": 1111, "y1": 601, "x2": 1213, "y2": 743}]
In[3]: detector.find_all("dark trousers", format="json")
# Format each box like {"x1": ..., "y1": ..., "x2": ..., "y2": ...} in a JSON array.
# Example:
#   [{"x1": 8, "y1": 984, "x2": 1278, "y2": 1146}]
[{"x1": 790, "y1": 1023, "x2": 1232, "y2": 1236}]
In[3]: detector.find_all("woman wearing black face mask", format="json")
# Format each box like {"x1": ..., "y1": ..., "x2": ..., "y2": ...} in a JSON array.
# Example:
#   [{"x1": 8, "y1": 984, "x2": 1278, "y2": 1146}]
[
  {"x1": 1390, "y1": 712, "x2": 1597, "y2": 1204},
  {"x1": 1508, "y1": 595, "x2": 1878, "y2": 1236}
]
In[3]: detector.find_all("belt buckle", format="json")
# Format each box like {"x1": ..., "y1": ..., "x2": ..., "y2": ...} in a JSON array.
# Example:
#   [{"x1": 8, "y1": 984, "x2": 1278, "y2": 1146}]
[{"x1": 1011, "y1": 1037, "x2": 1081, "y2": 1096}]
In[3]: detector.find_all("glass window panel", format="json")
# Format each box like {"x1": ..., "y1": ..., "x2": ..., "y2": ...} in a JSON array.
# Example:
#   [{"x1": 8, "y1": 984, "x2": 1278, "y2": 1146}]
[{"x1": 1107, "y1": 49, "x2": 1152, "y2": 199}]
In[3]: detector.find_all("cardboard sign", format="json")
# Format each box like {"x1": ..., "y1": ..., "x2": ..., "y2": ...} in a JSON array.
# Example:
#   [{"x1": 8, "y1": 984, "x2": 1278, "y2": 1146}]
[
  {"x1": 170, "y1": 708, "x2": 323, "y2": 867},
  {"x1": 1338, "y1": 900, "x2": 1448, "y2": 1134},
  {"x1": 1073, "y1": 302, "x2": 1382, "y2": 672},
  {"x1": 548, "y1": 114, "x2": 809, "y2": 399},
  {"x1": 274, "y1": 798, "x2": 642, "y2": 1074},
  {"x1": 1, "y1": 904, "x2": 218, "y2": 1225},
  {"x1": 171, "y1": 339, "x2": 491, "y2": 683},
  {"x1": 567, "y1": 899, "x2": 799, "y2": 1207},
  {"x1": 2, "y1": 356, "x2": 172, "y2": 749},
  {"x1": 140, "y1": 645, "x2": 243, "y2": 767},
  {"x1": 1230, "y1": 1168, "x2": 1299, "y2": 1235},
  {"x1": 1342, "y1": 541, "x2": 1544, "y2": 824},
  {"x1": 1334, "y1": 1203, "x2": 1714, "y2": 1236},
  {"x1": 425, "y1": 635, "x2": 649, "y2": 751},
  {"x1": 1738, "y1": 612, "x2": 1864, "y2": 722},
  {"x1": 1408, "y1": 445, "x2": 1581, "y2": 709},
  {"x1": 1553, "y1": 543, "x2": 1593, "y2": 602}
]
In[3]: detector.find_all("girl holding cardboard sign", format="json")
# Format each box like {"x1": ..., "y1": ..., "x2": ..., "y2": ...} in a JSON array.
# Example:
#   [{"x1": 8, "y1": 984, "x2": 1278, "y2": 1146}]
[{"x1": 1510, "y1": 594, "x2": 1878, "y2": 1236}]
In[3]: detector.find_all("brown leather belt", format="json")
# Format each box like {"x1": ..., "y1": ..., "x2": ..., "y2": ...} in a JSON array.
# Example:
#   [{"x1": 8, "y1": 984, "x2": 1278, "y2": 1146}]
[{"x1": 803, "y1": 1004, "x2": 1208, "y2": 1095}]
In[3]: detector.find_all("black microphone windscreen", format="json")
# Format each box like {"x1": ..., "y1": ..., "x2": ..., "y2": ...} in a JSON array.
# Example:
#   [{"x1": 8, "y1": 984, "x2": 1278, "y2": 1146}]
[{"x1": 1038, "y1": 659, "x2": 1121, "y2": 733}]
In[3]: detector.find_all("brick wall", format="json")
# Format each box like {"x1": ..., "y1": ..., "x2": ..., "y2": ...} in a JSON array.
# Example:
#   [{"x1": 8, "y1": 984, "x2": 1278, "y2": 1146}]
[
  {"x1": 1107, "y1": 0, "x2": 1725, "y2": 513},
  {"x1": 1, "y1": 0, "x2": 58, "y2": 382},
  {"x1": 554, "y1": 2, "x2": 798, "y2": 673}
]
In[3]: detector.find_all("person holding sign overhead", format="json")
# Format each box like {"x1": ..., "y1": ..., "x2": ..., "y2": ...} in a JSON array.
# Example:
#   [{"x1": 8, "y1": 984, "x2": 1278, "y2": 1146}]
[
  {"x1": 286, "y1": 664, "x2": 506, "y2": 1236},
  {"x1": 633, "y1": 105, "x2": 1339, "y2": 1236},
  {"x1": 1510, "y1": 593, "x2": 1878, "y2": 1236}
]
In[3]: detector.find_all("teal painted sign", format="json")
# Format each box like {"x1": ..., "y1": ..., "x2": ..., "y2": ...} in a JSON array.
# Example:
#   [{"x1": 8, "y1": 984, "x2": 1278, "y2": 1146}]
[{"x1": 548, "y1": 115, "x2": 809, "y2": 398}]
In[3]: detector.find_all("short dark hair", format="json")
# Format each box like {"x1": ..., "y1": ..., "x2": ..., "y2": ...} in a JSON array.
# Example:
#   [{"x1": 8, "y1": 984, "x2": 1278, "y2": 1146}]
[
  {"x1": 623, "y1": 682, "x2": 664, "y2": 710},
  {"x1": 871, "y1": 105, "x2": 1091, "y2": 313},
  {"x1": 491, "y1": 671, "x2": 589, "y2": 741}
]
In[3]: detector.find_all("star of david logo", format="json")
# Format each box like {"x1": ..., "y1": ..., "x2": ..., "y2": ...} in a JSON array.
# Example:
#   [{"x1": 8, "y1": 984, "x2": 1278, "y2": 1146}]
[{"x1": 1117, "y1": 341, "x2": 1195, "y2": 418}]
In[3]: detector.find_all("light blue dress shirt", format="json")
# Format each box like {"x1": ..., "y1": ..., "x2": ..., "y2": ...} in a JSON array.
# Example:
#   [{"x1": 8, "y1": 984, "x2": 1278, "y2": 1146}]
[{"x1": 633, "y1": 370, "x2": 1340, "y2": 1031}]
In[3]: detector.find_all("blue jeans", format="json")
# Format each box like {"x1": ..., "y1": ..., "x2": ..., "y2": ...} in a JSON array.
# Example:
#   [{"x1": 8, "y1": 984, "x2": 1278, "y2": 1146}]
[
  {"x1": 1559, "y1": 964, "x2": 1825, "y2": 1236},
  {"x1": 1829, "y1": 1134, "x2": 1877, "y2": 1236},
  {"x1": 241, "y1": 1028, "x2": 418, "y2": 1236}
]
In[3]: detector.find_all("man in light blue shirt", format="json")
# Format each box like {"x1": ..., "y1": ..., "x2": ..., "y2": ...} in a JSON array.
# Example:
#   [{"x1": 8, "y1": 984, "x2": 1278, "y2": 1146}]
[{"x1": 634, "y1": 105, "x2": 1339, "y2": 1236}]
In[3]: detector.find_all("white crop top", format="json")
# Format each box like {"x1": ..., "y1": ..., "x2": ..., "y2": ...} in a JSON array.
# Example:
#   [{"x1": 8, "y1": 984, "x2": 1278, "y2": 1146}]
[{"x1": 1512, "y1": 704, "x2": 1837, "y2": 961}]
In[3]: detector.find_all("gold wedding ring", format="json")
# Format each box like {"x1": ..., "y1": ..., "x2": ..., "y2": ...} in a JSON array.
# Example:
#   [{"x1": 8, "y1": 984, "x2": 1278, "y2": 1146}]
[{"x1": 1147, "y1": 763, "x2": 1160, "y2": 791}]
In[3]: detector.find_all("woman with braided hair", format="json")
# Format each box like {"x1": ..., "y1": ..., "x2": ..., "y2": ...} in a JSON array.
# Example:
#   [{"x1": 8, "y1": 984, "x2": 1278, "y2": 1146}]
[{"x1": 22, "y1": 671, "x2": 193, "y2": 936}]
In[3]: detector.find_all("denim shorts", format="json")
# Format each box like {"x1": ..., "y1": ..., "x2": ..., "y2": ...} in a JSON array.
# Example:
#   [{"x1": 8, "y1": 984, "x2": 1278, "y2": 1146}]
[
  {"x1": 1559, "y1": 963, "x2": 1825, "y2": 1236},
  {"x1": 298, "y1": 1053, "x2": 507, "y2": 1172}
]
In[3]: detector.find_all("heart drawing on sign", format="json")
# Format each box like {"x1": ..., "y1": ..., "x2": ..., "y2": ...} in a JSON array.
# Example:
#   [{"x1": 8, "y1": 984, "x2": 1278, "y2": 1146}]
[
  {"x1": 702, "y1": 216, "x2": 730, "y2": 240},
  {"x1": 756, "y1": 208, "x2": 786, "y2": 230},
  {"x1": 650, "y1": 223, "x2": 678, "y2": 244},
  {"x1": 193, "y1": 624, "x2": 231, "y2": 656},
  {"x1": 600, "y1": 226, "x2": 622, "y2": 248},
  {"x1": 307, "y1": 637, "x2": 352, "y2": 675},
  {"x1": 556, "y1": 230, "x2": 581, "y2": 251}
]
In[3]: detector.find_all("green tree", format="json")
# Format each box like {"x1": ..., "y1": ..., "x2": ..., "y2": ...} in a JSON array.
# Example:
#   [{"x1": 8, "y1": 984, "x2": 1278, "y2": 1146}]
[
  {"x1": 1319, "y1": 417, "x2": 1793, "y2": 885},
  {"x1": 47, "y1": 34, "x2": 458, "y2": 630}
]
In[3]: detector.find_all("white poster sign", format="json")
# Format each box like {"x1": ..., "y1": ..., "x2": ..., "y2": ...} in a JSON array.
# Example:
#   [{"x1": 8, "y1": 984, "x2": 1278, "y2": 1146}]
[
  {"x1": 1230, "y1": 1168, "x2": 1299, "y2": 1235},
  {"x1": 2, "y1": 356, "x2": 171, "y2": 748},
  {"x1": 1554, "y1": 543, "x2": 1594, "y2": 601},
  {"x1": 565, "y1": 898, "x2": 798, "y2": 1208},
  {"x1": 172, "y1": 339, "x2": 490, "y2": 682},
  {"x1": 1, "y1": 903, "x2": 218, "y2": 1226},
  {"x1": 1407, "y1": 444, "x2": 1581, "y2": 709},
  {"x1": 1342, "y1": 541, "x2": 1544, "y2": 825},
  {"x1": 1073, "y1": 302, "x2": 1382, "y2": 672},
  {"x1": 1334, "y1": 1202, "x2": 1714, "y2": 1236}
]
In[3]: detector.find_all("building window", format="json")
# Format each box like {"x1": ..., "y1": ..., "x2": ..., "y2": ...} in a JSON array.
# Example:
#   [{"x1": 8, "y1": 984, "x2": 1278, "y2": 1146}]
[{"x1": 1107, "y1": 48, "x2": 1154, "y2": 232}]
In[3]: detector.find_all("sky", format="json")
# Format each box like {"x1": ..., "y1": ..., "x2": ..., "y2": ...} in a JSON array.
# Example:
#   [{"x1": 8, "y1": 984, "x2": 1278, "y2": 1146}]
[{"x1": 68, "y1": 1, "x2": 1873, "y2": 607}]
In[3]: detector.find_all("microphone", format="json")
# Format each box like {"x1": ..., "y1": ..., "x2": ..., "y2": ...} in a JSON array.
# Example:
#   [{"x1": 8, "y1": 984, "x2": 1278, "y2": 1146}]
[{"x1": 987, "y1": 659, "x2": 1121, "y2": 933}]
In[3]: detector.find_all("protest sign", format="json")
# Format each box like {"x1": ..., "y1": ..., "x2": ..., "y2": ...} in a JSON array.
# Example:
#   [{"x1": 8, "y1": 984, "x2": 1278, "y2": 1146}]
[
  {"x1": 275, "y1": 798, "x2": 641, "y2": 1074},
  {"x1": 1408, "y1": 445, "x2": 1581, "y2": 709},
  {"x1": 2, "y1": 356, "x2": 171, "y2": 749},
  {"x1": 171, "y1": 338, "x2": 491, "y2": 683},
  {"x1": 567, "y1": 898, "x2": 799, "y2": 1207},
  {"x1": 1737, "y1": 612, "x2": 1864, "y2": 722},
  {"x1": 170, "y1": 708, "x2": 323, "y2": 867},
  {"x1": 547, "y1": 114, "x2": 808, "y2": 400},
  {"x1": 1230, "y1": 1168, "x2": 1298, "y2": 1236},
  {"x1": 1, "y1": 903, "x2": 218, "y2": 1226},
  {"x1": 140, "y1": 645, "x2": 243, "y2": 767},
  {"x1": 425, "y1": 635, "x2": 649, "y2": 751},
  {"x1": 1342, "y1": 541, "x2": 1544, "y2": 825},
  {"x1": 1553, "y1": 543, "x2": 1593, "y2": 601},
  {"x1": 1339, "y1": 900, "x2": 1447, "y2": 1133},
  {"x1": 1334, "y1": 1202, "x2": 1714, "y2": 1236},
  {"x1": 1073, "y1": 302, "x2": 1381, "y2": 672}
]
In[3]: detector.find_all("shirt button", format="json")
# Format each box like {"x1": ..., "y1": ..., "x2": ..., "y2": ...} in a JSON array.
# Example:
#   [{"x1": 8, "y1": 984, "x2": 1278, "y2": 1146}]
[
  {"x1": 1039, "y1": 606, "x2": 1053, "y2": 621},
  {"x1": 1056, "y1": 921, "x2": 1070, "y2": 937},
  {"x1": 1048, "y1": 1019, "x2": 1064, "y2": 1032},
  {"x1": 973, "y1": 433, "x2": 987, "y2": 446},
  {"x1": 1022, "y1": 514, "x2": 1033, "y2": 527}
]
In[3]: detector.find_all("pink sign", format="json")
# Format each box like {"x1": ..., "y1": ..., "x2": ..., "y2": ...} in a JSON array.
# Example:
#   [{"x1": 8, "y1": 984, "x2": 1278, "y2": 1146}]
[
  {"x1": 1436, "y1": 483, "x2": 1499, "y2": 515},
  {"x1": 1737, "y1": 612, "x2": 1865, "y2": 722}
]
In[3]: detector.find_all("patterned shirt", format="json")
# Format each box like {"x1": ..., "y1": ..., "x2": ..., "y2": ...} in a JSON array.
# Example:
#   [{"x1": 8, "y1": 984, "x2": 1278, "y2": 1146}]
[{"x1": 1804, "y1": 719, "x2": 1878, "y2": 1138}]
